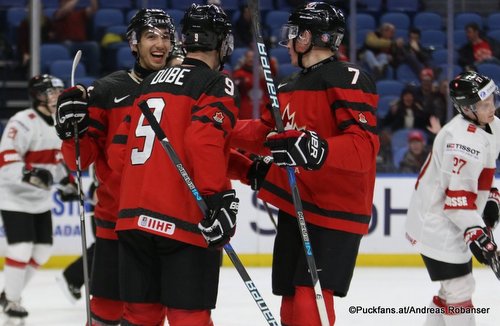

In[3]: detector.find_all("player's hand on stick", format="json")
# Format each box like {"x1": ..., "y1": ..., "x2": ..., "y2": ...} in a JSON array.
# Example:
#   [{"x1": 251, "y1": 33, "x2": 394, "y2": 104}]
[
  {"x1": 464, "y1": 226, "x2": 498, "y2": 264},
  {"x1": 55, "y1": 85, "x2": 89, "y2": 140},
  {"x1": 483, "y1": 188, "x2": 500, "y2": 229},
  {"x1": 22, "y1": 164, "x2": 53, "y2": 190},
  {"x1": 247, "y1": 155, "x2": 273, "y2": 191},
  {"x1": 265, "y1": 129, "x2": 328, "y2": 170},
  {"x1": 198, "y1": 190, "x2": 239, "y2": 248},
  {"x1": 57, "y1": 175, "x2": 79, "y2": 202}
]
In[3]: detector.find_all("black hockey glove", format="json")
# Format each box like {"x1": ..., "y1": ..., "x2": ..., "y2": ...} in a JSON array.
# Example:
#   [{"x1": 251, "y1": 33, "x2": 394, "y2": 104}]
[
  {"x1": 247, "y1": 155, "x2": 273, "y2": 191},
  {"x1": 57, "y1": 175, "x2": 79, "y2": 202},
  {"x1": 55, "y1": 85, "x2": 89, "y2": 140},
  {"x1": 265, "y1": 130, "x2": 328, "y2": 170},
  {"x1": 483, "y1": 188, "x2": 500, "y2": 229},
  {"x1": 198, "y1": 190, "x2": 239, "y2": 248},
  {"x1": 464, "y1": 226, "x2": 498, "y2": 265},
  {"x1": 22, "y1": 164, "x2": 53, "y2": 190}
]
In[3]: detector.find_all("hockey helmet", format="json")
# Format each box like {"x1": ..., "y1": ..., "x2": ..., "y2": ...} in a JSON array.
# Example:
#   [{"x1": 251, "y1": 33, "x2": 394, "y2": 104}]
[
  {"x1": 28, "y1": 74, "x2": 64, "y2": 106},
  {"x1": 181, "y1": 4, "x2": 233, "y2": 58},
  {"x1": 280, "y1": 2, "x2": 345, "y2": 51},
  {"x1": 449, "y1": 71, "x2": 500, "y2": 114},
  {"x1": 126, "y1": 8, "x2": 176, "y2": 47}
]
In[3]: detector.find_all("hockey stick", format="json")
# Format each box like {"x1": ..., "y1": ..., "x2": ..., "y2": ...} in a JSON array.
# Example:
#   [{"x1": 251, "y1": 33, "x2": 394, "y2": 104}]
[
  {"x1": 486, "y1": 228, "x2": 500, "y2": 280},
  {"x1": 248, "y1": 0, "x2": 330, "y2": 324},
  {"x1": 70, "y1": 49, "x2": 92, "y2": 324},
  {"x1": 138, "y1": 101, "x2": 278, "y2": 325}
]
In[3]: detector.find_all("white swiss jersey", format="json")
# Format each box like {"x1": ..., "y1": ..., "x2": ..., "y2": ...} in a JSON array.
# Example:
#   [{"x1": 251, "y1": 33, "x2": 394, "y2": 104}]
[
  {"x1": 0, "y1": 108, "x2": 66, "y2": 213},
  {"x1": 406, "y1": 115, "x2": 500, "y2": 264}
]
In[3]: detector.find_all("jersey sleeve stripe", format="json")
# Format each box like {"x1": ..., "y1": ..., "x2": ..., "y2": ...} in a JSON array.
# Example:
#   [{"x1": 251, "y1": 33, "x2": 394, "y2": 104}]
[
  {"x1": 112, "y1": 134, "x2": 127, "y2": 145},
  {"x1": 0, "y1": 149, "x2": 22, "y2": 167},
  {"x1": 192, "y1": 102, "x2": 237, "y2": 127}
]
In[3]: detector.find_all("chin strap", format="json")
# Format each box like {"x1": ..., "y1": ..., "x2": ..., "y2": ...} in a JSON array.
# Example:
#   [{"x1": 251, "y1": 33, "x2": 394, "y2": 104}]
[{"x1": 293, "y1": 38, "x2": 313, "y2": 69}]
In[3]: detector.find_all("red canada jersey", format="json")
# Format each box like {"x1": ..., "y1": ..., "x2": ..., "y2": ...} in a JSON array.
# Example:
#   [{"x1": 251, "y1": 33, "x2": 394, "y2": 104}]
[
  {"x1": 232, "y1": 57, "x2": 379, "y2": 235},
  {"x1": 61, "y1": 70, "x2": 139, "y2": 239},
  {"x1": 108, "y1": 58, "x2": 239, "y2": 247}
]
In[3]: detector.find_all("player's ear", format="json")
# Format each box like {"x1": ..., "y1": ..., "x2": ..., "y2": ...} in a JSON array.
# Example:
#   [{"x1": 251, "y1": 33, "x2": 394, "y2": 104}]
[{"x1": 295, "y1": 30, "x2": 312, "y2": 52}]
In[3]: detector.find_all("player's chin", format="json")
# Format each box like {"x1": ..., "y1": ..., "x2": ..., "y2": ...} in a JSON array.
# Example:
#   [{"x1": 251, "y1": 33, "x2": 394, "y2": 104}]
[{"x1": 147, "y1": 55, "x2": 167, "y2": 69}]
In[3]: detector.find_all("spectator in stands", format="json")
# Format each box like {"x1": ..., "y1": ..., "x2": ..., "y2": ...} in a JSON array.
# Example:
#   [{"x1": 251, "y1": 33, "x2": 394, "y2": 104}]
[
  {"x1": 393, "y1": 27, "x2": 432, "y2": 76},
  {"x1": 414, "y1": 68, "x2": 447, "y2": 126},
  {"x1": 376, "y1": 129, "x2": 396, "y2": 173},
  {"x1": 458, "y1": 22, "x2": 500, "y2": 70},
  {"x1": 52, "y1": 0, "x2": 100, "y2": 76},
  {"x1": 232, "y1": 48, "x2": 278, "y2": 119},
  {"x1": 383, "y1": 87, "x2": 430, "y2": 132},
  {"x1": 398, "y1": 129, "x2": 430, "y2": 173},
  {"x1": 359, "y1": 22, "x2": 404, "y2": 80},
  {"x1": 234, "y1": 4, "x2": 253, "y2": 48}
]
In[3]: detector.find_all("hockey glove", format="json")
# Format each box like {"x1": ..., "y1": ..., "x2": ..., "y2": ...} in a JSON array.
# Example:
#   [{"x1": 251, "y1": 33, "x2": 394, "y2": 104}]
[
  {"x1": 265, "y1": 130, "x2": 328, "y2": 170},
  {"x1": 55, "y1": 85, "x2": 89, "y2": 140},
  {"x1": 57, "y1": 175, "x2": 80, "y2": 202},
  {"x1": 464, "y1": 226, "x2": 498, "y2": 265},
  {"x1": 198, "y1": 190, "x2": 239, "y2": 248},
  {"x1": 247, "y1": 155, "x2": 273, "y2": 191},
  {"x1": 483, "y1": 188, "x2": 500, "y2": 229},
  {"x1": 22, "y1": 164, "x2": 53, "y2": 190}
]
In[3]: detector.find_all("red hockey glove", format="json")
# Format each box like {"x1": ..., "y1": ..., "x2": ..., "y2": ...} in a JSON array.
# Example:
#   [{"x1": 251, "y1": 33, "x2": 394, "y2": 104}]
[
  {"x1": 265, "y1": 130, "x2": 328, "y2": 170},
  {"x1": 483, "y1": 188, "x2": 500, "y2": 229},
  {"x1": 22, "y1": 164, "x2": 53, "y2": 190},
  {"x1": 198, "y1": 190, "x2": 239, "y2": 248},
  {"x1": 464, "y1": 226, "x2": 498, "y2": 265},
  {"x1": 55, "y1": 85, "x2": 89, "y2": 140},
  {"x1": 247, "y1": 155, "x2": 273, "y2": 191}
]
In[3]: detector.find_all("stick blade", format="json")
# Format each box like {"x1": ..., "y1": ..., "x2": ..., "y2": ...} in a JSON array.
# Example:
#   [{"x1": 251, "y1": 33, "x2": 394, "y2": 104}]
[{"x1": 71, "y1": 50, "x2": 82, "y2": 87}]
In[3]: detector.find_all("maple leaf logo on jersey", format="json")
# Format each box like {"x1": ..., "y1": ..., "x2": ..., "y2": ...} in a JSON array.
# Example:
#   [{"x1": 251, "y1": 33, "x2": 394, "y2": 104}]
[
  {"x1": 282, "y1": 104, "x2": 306, "y2": 131},
  {"x1": 213, "y1": 112, "x2": 224, "y2": 124},
  {"x1": 358, "y1": 113, "x2": 367, "y2": 123}
]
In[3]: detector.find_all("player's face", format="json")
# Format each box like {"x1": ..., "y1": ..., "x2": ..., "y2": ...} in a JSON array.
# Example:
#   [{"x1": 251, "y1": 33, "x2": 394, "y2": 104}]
[
  {"x1": 44, "y1": 88, "x2": 63, "y2": 114},
  {"x1": 474, "y1": 94, "x2": 497, "y2": 125},
  {"x1": 136, "y1": 27, "x2": 172, "y2": 71}
]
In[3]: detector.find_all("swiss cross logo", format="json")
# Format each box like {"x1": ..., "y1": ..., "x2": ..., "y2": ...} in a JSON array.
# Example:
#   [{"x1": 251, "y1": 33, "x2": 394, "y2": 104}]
[
  {"x1": 213, "y1": 112, "x2": 224, "y2": 124},
  {"x1": 28, "y1": 113, "x2": 36, "y2": 119},
  {"x1": 7, "y1": 127, "x2": 17, "y2": 139},
  {"x1": 467, "y1": 124, "x2": 477, "y2": 133}
]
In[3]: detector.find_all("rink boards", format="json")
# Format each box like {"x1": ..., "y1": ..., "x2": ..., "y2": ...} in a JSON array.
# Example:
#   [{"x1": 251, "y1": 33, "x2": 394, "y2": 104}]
[{"x1": 0, "y1": 175, "x2": 498, "y2": 268}]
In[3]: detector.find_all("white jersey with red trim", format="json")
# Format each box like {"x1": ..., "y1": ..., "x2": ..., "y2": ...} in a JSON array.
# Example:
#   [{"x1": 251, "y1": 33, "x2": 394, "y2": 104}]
[
  {"x1": 406, "y1": 114, "x2": 500, "y2": 264},
  {"x1": 0, "y1": 108, "x2": 66, "y2": 213}
]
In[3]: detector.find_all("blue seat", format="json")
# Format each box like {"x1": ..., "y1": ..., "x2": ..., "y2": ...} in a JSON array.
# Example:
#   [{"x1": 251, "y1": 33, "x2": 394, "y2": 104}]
[
  {"x1": 487, "y1": 30, "x2": 500, "y2": 43},
  {"x1": 116, "y1": 46, "x2": 135, "y2": 70},
  {"x1": 166, "y1": 9, "x2": 184, "y2": 32},
  {"x1": 486, "y1": 13, "x2": 500, "y2": 31},
  {"x1": 265, "y1": 10, "x2": 290, "y2": 40},
  {"x1": 274, "y1": 0, "x2": 292, "y2": 11},
  {"x1": 43, "y1": 7, "x2": 57, "y2": 19},
  {"x1": 386, "y1": 0, "x2": 420, "y2": 13},
  {"x1": 376, "y1": 79, "x2": 405, "y2": 97},
  {"x1": 358, "y1": 0, "x2": 383, "y2": 13},
  {"x1": 413, "y1": 12, "x2": 443, "y2": 31},
  {"x1": 40, "y1": 44, "x2": 71, "y2": 74},
  {"x1": 126, "y1": 9, "x2": 138, "y2": 23},
  {"x1": 420, "y1": 30, "x2": 446, "y2": 50},
  {"x1": 100, "y1": 0, "x2": 132, "y2": 9},
  {"x1": 50, "y1": 59, "x2": 87, "y2": 81},
  {"x1": 432, "y1": 48, "x2": 458, "y2": 65},
  {"x1": 455, "y1": 12, "x2": 483, "y2": 31},
  {"x1": 453, "y1": 30, "x2": 468, "y2": 50},
  {"x1": 396, "y1": 64, "x2": 419, "y2": 84},
  {"x1": 0, "y1": 0, "x2": 26, "y2": 7},
  {"x1": 135, "y1": 0, "x2": 168, "y2": 9},
  {"x1": 6, "y1": 7, "x2": 27, "y2": 45},
  {"x1": 476, "y1": 63, "x2": 500, "y2": 82},
  {"x1": 377, "y1": 95, "x2": 398, "y2": 119},
  {"x1": 230, "y1": 47, "x2": 249, "y2": 68},
  {"x1": 106, "y1": 25, "x2": 128, "y2": 38},
  {"x1": 170, "y1": 0, "x2": 203, "y2": 10},
  {"x1": 356, "y1": 29, "x2": 371, "y2": 49},
  {"x1": 270, "y1": 47, "x2": 290, "y2": 65},
  {"x1": 437, "y1": 64, "x2": 462, "y2": 81},
  {"x1": 348, "y1": 13, "x2": 376, "y2": 30},
  {"x1": 380, "y1": 12, "x2": 410, "y2": 30},
  {"x1": 74, "y1": 76, "x2": 96, "y2": 88},
  {"x1": 41, "y1": 0, "x2": 58, "y2": 7},
  {"x1": 92, "y1": 9, "x2": 125, "y2": 40}
]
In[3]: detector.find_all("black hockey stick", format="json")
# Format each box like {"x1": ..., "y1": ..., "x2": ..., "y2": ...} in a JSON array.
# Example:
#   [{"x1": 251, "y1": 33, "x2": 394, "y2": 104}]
[
  {"x1": 248, "y1": 0, "x2": 330, "y2": 324},
  {"x1": 70, "y1": 49, "x2": 92, "y2": 324},
  {"x1": 486, "y1": 228, "x2": 500, "y2": 280},
  {"x1": 138, "y1": 101, "x2": 278, "y2": 326}
]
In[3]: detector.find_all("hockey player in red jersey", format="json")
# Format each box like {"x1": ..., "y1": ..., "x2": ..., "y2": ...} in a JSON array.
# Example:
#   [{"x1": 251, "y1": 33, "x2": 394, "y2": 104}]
[
  {"x1": 54, "y1": 9, "x2": 176, "y2": 325},
  {"x1": 230, "y1": 2, "x2": 379, "y2": 325},
  {"x1": 406, "y1": 71, "x2": 500, "y2": 326},
  {"x1": 0, "y1": 75, "x2": 78, "y2": 322},
  {"x1": 107, "y1": 4, "x2": 239, "y2": 325}
]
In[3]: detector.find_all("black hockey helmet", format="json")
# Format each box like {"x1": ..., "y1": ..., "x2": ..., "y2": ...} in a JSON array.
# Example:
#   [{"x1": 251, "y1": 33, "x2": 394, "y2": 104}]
[
  {"x1": 28, "y1": 74, "x2": 64, "y2": 107},
  {"x1": 181, "y1": 4, "x2": 233, "y2": 58},
  {"x1": 280, "y1": 2, "x2": 345, "y2": 51},
  {"x1": 126, "y1": 8, "x2": 176, "y2": 47},
  {"x1": 449, "y1": 71, "x2": 500, "y2": 114}
]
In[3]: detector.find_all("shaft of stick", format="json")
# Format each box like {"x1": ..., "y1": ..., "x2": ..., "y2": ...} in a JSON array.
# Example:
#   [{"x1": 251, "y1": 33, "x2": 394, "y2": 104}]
[
  {"x1": 138, "y1": 101, "x2": 278, "y2": 325},
  {"x1": 248, "y1": 1, "x2": 330, "y2": 324}
]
